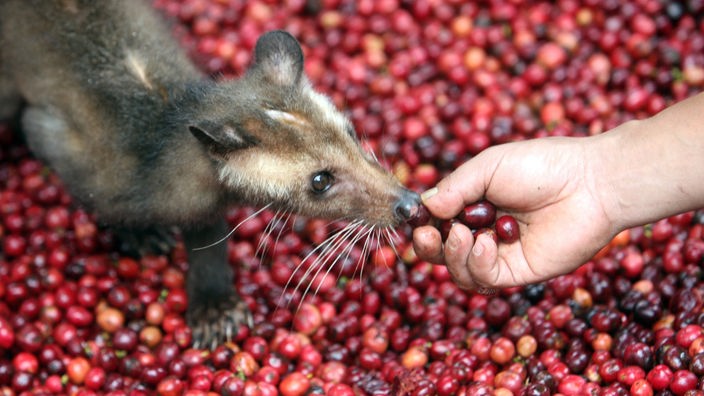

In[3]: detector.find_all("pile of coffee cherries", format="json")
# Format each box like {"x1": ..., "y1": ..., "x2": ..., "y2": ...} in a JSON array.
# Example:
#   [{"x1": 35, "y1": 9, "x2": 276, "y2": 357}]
[{"x1": 2, "y1": 0, "x2": 704, "y2": 395}]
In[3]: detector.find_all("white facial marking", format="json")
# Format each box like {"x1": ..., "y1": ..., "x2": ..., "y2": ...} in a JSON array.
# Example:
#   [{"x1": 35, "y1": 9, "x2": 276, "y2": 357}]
[
  {"x1": 218, "y1": 153, "x2": 297, "y2": 201},
  {"x1": 265, "y1": 109, "x2": 306, "y2": 125},
  {"x1": 125, "y1": 51, "x2": 153, "y2": 90},
  {"x1": 306, "y1": 89, "x2": 349, "y2": 134}
]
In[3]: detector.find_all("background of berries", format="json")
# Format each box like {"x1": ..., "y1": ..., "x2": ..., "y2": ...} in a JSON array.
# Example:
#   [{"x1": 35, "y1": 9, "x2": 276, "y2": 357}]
[{"x1": 1, "y1": 0, "x2": 704, "y2": 395}]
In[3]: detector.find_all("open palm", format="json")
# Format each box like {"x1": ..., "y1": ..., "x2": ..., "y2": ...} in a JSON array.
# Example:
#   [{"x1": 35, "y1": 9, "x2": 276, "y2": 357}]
[{"x1": 413, "y1": 137, "x2": 617, "y2": 290}]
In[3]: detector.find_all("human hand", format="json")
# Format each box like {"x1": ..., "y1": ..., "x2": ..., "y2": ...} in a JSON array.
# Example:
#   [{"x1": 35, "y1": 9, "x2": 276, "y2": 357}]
[{"x1": 412, "y1": 136, "x2": 617, "y2": 290}]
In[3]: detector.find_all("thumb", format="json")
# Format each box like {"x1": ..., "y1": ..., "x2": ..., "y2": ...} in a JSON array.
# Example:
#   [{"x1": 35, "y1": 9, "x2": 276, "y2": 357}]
[{"x1": 421, "y1": 152, "x2": 495, "y2": 219}]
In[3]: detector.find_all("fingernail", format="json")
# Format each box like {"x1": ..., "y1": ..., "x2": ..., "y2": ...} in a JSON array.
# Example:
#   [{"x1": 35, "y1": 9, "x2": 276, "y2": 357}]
[
  {"x1": 472, "y1": 236, "x2": 485, "y2": 257},
  {"x1": 421, "y1": 187, "x2": 438, "y2": 202},
  {"x1": 445, "y1": 224, "x2": 459, "y2": 251}
]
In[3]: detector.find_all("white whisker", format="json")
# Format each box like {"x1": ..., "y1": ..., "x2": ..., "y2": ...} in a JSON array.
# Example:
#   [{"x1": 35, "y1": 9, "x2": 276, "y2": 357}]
[
  {"x1": 279, "y1": 217, "x2": 407, "y2": 317},
  {"x1": 372, "y1": 229, "x2": 388, "y2": 268},
  {"x1": 389, "y1": 226, "x2": 402, "y2": 243},
  {"x1": 292, "y1": 221, "x2": 366, "y2": 306},
  {"x1": 311, "y1": 225, "x2": 373, "y2": 297},
  {"x1": 295, "y1": 220, "x2": 362, "y2": 293},
  {"x1": 254, "y1": 210, "x2": 279, "y2": 259},
  {"x1": 299, "y1": 222, "x2": 370, "y2": 311},
  {"x1": 272, "y1": 211, "x2": 294, "y2": 252},
  {"x1": 357, "y1": 224, "x2": 376, "y2": 284},
  {"x1": 384, "y1": 227, "x2": 400, "y2": 258},
  {"x1": 192, "y1": 203, "x2": 273, "y2": 251},
  {"x1": 368, "y1": 145, "x2": 380, "y2": 164},
  {"x1": 331, "y1": 225, "x2": 373, "y2": 285},
  {"x1": 284, "y1": 220, "x2": 359, "y2": 297},
  {"x1": 255, "y1": 209, "x2": 292, "y2": 259}
]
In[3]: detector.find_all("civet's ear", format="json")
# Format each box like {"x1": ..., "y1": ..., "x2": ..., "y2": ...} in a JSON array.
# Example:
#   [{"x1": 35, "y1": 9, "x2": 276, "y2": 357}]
[
  {"x1": 189, "y1": 120, "x2": 258, "y2": 156},
  {"x1": 249, "y1": 30, "x2": 304, "y2": 88}
]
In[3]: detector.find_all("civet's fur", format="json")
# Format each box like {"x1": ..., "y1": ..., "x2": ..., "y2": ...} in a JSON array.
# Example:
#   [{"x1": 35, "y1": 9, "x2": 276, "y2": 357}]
[{"x1": 0, "y1": 0, "x2": 420, "y2": 347}]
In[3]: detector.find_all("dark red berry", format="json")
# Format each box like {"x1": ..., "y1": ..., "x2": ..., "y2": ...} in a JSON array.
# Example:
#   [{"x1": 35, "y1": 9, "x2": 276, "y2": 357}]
[
  {"x1": 459, "y1": 201, "x2": 497, "y2": 229},
  {"x1": 407, "y1": 204, "x2": 431, "y2": 227},
  {"x1": 495, "y1": 215, "x2": 520, "y2": 243}
]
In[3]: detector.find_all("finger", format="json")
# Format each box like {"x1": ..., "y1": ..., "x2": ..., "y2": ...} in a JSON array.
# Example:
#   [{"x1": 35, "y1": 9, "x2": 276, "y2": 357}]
[
  {"x1": 418, "y1": 187, "x2": 465, "y2": 220},
  {"x1": 412, "y1": 226, "x2": 445, "y2": 264},
  {"x1": 443, "y1": 223, "x2": 479, "y2": 290},
  {"x1": 465, "y1": 232, "x2": 501, "y2": 288},
  {"x1": 472, "y1": 237, "x2": 547, "y2": 288},
  {"x1": 421, "y1": 150, "x2": 498, "y2": 219}
]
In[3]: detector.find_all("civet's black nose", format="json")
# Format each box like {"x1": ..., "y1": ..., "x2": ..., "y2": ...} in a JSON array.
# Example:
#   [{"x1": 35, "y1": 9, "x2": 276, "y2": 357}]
[{"x1": 394, "y1": 189, "x2": 422, "y2": 220}]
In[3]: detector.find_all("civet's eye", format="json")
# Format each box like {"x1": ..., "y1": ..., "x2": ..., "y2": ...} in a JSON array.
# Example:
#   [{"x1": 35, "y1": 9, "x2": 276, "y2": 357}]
[{"x1": 311, "y1": 171, "x2": 334, "y2": 194}]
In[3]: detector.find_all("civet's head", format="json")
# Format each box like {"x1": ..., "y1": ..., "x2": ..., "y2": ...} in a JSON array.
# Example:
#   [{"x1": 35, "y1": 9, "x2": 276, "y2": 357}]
[{"x1": 188, "y1": 30, "x2": 420, "y2": 227}]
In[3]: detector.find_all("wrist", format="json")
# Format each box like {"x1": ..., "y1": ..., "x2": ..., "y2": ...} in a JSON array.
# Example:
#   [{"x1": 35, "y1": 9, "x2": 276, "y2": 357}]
[
  {"x1": 590, "y1": 108, "x2": 704, "y2": 233},
  {"x1": 584, "y1": 121, "x2": 641, "y2": 235}
]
